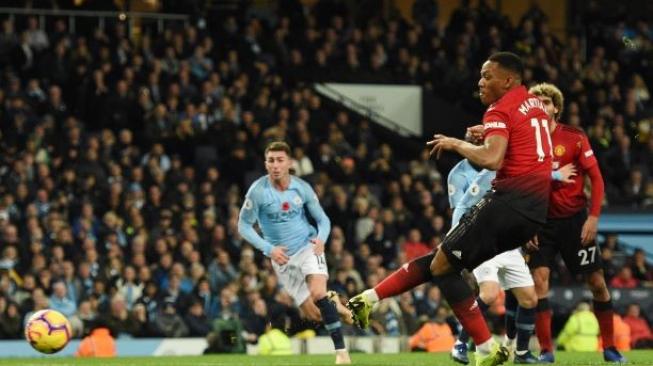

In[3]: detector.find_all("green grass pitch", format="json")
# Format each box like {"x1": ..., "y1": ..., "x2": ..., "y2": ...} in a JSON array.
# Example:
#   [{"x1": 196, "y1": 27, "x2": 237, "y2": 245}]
[{"x1": 1, "y1": 352, "x2": 652, "y2": 366}]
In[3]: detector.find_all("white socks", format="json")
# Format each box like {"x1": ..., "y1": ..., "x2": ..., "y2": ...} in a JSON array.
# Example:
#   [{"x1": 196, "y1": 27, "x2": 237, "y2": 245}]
[
  {"x1": 477, "y1": 338, "x2": 494, "y2": 355},
  {"x1": 363, "y1": 289, "x2": 380, "y2": 303}
]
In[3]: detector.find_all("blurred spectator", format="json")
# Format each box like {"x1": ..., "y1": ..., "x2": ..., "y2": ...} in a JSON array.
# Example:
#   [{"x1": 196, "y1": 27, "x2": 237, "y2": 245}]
[
  {"x1": 611, "y1": 267, "x2": 640, "y2": 288},
  {"x1": 0, "y1": 300, "x2": 22, "y2": 339},
  {"x1": 291, "y1": 146, "x2": 314, "y2": 177},
  {"x1": 129, "y1": 303, "x2": 159, "y2": 338},
  {"x1": 369, "y1": 297, "x2": 405, "y2": 336},
  {"x1": 600, "y1": 247, "x2": 619, "y2": 282},
  {"x1": 75, "y1": 319, "x2": 116, "y2": 358},
  {"x1": 623, "y1": 303, "x2": 653, "y2": 349},
  {"x1": 195, "y1": 277, "x2": 219, "y2": 320},
  {"x1": 207, "y1": 249, "x2": 238, "y2": 292},
  {"x1": 73, "y1": 300, "x2": 96, "y2": 336},
  {"x1": 22, "y1": 288, "x2": 49, "y2": 326},
  {"x1": 242, "y1": 296, "x2": 268, "y2": 343},
  {"x1": 416, "y1": 285, "x2": 442, "y2": 318},
  {"x1": 257, "y1": 313, "x2": 292, "y2": 355},
  {"x1": 630, "y1": 249, "x2": 653, "y2": 284},
  {"x1": 184, "y1": 299, "x2": 211, "y2": 337},
  {"x1": 61, "y1": 261, "x2": 81, "y2": 306},
  {"x1": 557, "y1": 302, "x2": 599, "y2": 352},
  {"x1": 609, "y1": 313, "x2": 632, "y2": 351},
  {"x1": 49, "y1": 281, "x2": 77, "y2": 318},
  {"x1": 402, "y1": 228, "x2": 431, "y2": 262},
  {"x1": 25, "y1": 17, "x2": 49, "y2": 53},
  {"x1": 155, "y1": 297, "x2": 189, "y2": 338},
  {"x1": 106, "y1": 294, "x2": 140, "y2": 337},
  {"x1": 409, "y1": 308, "x2": 456, "y2": 352},
  {"x1": 366, "y1": 221, "x2": 397, "y2": 267},
  {"x1": 115, "y1": 266, "x2": 143, "y2": 311}
]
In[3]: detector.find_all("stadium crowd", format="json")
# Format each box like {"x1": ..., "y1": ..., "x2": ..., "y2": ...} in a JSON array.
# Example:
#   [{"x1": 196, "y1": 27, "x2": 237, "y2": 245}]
[{"x1": 0, "y1": 0, "x2": 652, "y2": 347}]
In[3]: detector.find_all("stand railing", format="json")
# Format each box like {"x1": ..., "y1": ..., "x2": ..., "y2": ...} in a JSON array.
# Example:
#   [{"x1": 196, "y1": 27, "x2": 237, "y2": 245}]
[{"x1": 0, "y1": 7, "x2": 189, "y2": 36}]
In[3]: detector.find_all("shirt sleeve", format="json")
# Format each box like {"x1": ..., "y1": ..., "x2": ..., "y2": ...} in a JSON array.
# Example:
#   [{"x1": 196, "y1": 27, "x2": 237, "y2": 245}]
[
  {"x1": 586, "y1": 163, "x2": 605, "y2": 217},
  {"x1": 482, "y1": 108, "x2": 510, "y2": 140},
  {"x1": 578, "y1": 133, "x2": 598, "y2": 171},
  {"x1": 301, "y1": 180, "x2": 331, "y2": 244},
  {"x1": 237, "y1": 185, "x2": 275, "y2": 257},
  {"x1": 447, "y1": 161, "x2": 469, "y2": 210}
]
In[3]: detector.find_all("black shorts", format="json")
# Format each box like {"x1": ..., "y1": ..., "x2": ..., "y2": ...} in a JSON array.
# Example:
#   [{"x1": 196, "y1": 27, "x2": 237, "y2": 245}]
[
  {"x1": 442, "y1": 193, "x2": 542, "y2": 271},
  {"x1": 529, "y1": 210, "x2": 602, "y2": 274}
]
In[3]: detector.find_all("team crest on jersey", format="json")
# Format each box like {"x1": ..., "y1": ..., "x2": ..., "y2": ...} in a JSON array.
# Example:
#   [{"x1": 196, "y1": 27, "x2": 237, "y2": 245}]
[
  {"x1": 293, "y1": 195, "x2": 303, "y2": 205},
  {"x1": 244, "y1": 198, "x2": 253, "y2": 210},
  {"x1": 554, "y1": 145, "x2": 566, "y2": 157},
  {"x1": 281, "y1": 202, "x2": 290, "y2": 211}
]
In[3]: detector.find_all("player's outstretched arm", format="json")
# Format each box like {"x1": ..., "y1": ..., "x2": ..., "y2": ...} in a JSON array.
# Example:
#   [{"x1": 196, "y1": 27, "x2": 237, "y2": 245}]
[{"x1": 428, "y1": 134, "x2": 507, "y2": 170}]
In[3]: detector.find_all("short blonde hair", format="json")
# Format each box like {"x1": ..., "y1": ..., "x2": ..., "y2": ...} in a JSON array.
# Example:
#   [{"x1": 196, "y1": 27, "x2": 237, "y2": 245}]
[{"x1": 529, "y1": 82, "x2": 564, "y2": 121}]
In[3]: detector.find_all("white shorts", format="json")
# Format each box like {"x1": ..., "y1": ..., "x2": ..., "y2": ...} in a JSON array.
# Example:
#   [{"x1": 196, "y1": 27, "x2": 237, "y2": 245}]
[
  {"x1": 271, "y1": 245, "x2": 329, "y2": 306},
  {"x1": 472, "y1": 249, "x2": 534, "y2": 290}
]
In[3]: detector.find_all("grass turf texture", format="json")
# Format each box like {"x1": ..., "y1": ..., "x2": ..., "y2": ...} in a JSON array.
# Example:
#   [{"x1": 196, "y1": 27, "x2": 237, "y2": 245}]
[{"x1": 0, "y1": 352, "x2": 650, "y2": 365}]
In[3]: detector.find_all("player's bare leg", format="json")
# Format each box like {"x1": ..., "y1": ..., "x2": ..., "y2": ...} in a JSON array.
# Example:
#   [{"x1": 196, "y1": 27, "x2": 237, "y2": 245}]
[
  {"x1": 430, "y1": 250, "x2": 508, "y2": 366},
  {"x1": 299, "y1": 299, "x2": 323, "y2": 322},
  {"x1": 307, "y1": 274, "x2": 350, "y2": 364},
  {"x1": 586, "y1": 269, "x2": 610, "y2": 301},
  {"x1": 327, "y1": 291, "x2": 354, "y2": 325},
  {"x1": 299, "y1": 294, "x2": 354, "y2": 326},
  {"x1": 477, "y1": 282, "x2": 501, "y2": 307}
]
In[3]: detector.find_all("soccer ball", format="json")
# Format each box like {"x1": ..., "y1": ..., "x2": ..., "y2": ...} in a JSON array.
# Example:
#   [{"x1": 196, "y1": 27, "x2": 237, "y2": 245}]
[{"x1": 24, "y1": 309, "x2": 72, "y2": 354}]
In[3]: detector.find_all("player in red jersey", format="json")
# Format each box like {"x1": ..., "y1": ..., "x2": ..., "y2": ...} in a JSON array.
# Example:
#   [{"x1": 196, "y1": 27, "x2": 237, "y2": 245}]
[
  {"x1": 527, "y1": 83, "x2": 626, "y2": 363},
  {"x1": 348, "y1": 52, "x2": 552, "y2": 366}
]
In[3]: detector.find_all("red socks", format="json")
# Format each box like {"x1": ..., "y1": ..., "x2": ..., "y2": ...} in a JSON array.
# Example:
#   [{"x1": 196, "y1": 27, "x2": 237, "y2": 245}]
[
  {"x1": 594, "y1": 300, "x2": 615, "y2": 349},
  {"x1": 374, "y1": 252, "x2": 434, "y2": 299},
  {"x1": 451, "y1": 296, "x2": 492, "y2": 345},
  {"x1": 535, "y1": 298, "x2": 553, "y2": 352}
]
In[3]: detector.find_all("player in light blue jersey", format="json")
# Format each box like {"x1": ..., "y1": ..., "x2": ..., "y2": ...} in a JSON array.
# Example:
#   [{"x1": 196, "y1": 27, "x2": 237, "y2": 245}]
[
  {"x1": 448, "y1": 159, "x2": 540, "y2": 365},
  {"x1": 447, "y1": 159, "x2": 496, "y2": 227},
  {"x1": 238, "y1": 141, "x2": 352, "y2": 364}
]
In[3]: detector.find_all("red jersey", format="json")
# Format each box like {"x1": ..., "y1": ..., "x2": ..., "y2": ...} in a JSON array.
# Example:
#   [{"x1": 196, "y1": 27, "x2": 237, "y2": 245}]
[
  {"x1": 548, "y1": 123, "x2": 599, "y2": 218},
  {"x1": 483, "y1": 86, "x2": 553, "y2": 223}
]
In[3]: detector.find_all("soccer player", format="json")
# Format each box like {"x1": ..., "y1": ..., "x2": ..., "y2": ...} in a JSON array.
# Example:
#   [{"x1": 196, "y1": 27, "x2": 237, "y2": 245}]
[
  {"x1": 447, "y1": 160, "x2": 539, "y2": 364},
  {"x1": 349, "y1": 52, "x2": 552, "y2": 366},
  {"x1": 238, "y1": 141, "x2": 352, "y2": 364},
  {"x1": 527, "y1": 83, "x2": 626, "y2": 363}
]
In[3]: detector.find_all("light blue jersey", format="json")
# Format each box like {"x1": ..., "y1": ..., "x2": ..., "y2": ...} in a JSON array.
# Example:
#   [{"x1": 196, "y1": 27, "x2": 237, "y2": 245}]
[
  {"x1": 447, "y1": 159, "x2": 496, "y2": 226},
  {"x1": 238, "y1": 175, "x2": 331, "y2": 257}
]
